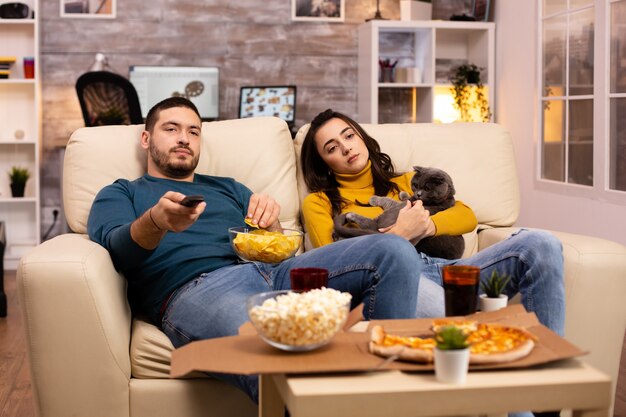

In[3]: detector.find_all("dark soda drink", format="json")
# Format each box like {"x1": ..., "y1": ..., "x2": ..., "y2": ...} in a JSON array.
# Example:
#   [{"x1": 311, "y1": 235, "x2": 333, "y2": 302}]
[
  {"x1": 442, "y1": 266, "x2": 480, "y2": 316},
  {"x1": 290, "y1": 268, "x2": 328, "y2": 292},
  {"x1": 443, "y1": 277, "x2": 479, "y2": 316}
]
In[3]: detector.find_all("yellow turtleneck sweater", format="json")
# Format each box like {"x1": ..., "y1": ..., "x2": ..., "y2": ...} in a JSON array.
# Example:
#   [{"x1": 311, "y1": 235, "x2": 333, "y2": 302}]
[{"x1": 302, "y1": 161, "x2": 477, "y2": 248}]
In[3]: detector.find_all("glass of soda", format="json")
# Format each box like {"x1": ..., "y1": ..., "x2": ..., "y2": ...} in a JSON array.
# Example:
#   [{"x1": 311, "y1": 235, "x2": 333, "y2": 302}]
[
  {"x1": 289, "y1": 268, "x2": 328, "y2": 292},
  {"x1": 442, "y1": 265, "x2": 480, "y2": 316}
]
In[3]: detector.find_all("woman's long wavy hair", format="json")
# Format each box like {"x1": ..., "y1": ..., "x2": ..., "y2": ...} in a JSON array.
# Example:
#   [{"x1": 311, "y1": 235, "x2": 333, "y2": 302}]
[{"x1": 300, "y1": 109, "x2": 400, "y2": 217}]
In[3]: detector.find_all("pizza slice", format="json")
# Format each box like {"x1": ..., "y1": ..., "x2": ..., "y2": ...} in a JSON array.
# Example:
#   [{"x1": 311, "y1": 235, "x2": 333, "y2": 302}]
[
  {"x1": 369, "y1": 325, "x2": 436, "y2": 363},
  {"x1": 466, "y1": 323, "x2": 537, "y2": 364},
  {"x1": 369, "y1": 322, "x2": 537, "y2": 365},
  {"x1": 431, "y1": 319, "x2": 478, "y2": 334}
]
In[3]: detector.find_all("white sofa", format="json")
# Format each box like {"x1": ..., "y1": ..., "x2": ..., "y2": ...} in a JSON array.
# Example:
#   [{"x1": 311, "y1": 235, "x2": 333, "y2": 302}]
[{"x1": 18, "y1": 117, "x2": 626, "y2": 417}]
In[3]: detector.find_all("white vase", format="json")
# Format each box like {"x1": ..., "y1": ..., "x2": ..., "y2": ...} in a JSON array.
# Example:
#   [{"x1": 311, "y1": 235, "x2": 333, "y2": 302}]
[
  {"x1": 400, "y1": 0, "x2": 432, "y2": 21},
  {"x1": 479, "y1": 294, "x2": 508, "y2": 312},
  {"x1": 434, "y1": 347, "x2": 470, "y2": 384}
]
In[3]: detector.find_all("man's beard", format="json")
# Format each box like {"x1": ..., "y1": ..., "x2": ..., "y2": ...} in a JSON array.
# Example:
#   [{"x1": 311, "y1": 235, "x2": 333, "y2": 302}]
[{"x1": 149, "y1": 142, "x2": 199, "y2": 179}]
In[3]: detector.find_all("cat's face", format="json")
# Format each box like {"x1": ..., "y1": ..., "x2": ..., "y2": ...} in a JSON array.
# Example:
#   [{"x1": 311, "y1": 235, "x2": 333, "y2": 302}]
[{"x1": 410, "y1": 166, "x2": 455, "y2": 204}]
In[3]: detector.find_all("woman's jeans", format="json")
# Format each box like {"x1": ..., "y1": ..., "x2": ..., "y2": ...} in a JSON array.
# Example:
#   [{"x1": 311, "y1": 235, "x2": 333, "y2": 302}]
[
  {"x1": 418, "y1": 229, "x2": 565, "y2": 337},
  {"x1": 162, "y1": 234, "x2": 422, "y2": 403},
  {"x1": 416, "y1": 229, "x2": 565, "y2": 417}
]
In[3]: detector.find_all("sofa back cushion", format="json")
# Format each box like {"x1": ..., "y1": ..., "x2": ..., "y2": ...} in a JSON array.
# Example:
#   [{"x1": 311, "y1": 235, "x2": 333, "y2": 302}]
[
  {"x1": 63, "y1": 117, "x2": 300, "y2": 234},
  {"x1": 294, "y1": 122, "x2": 520, "y2": 229}
]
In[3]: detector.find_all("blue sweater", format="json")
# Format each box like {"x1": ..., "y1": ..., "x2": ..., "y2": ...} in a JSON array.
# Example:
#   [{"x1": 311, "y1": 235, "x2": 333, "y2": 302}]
[{"x1": 87, "y1": 173, "x2": 253, "y2": 323}]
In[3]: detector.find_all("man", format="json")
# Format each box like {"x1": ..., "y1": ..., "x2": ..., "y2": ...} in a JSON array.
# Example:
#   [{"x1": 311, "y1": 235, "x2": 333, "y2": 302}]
[{"x1": 88, "y1": 96, "x2": 423, "y2": 402}]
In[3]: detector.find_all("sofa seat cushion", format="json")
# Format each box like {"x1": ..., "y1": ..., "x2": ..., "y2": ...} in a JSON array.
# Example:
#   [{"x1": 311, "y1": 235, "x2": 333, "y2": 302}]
[{"x1": 130, "y1": 319, "x2": 208, "y2": 379}]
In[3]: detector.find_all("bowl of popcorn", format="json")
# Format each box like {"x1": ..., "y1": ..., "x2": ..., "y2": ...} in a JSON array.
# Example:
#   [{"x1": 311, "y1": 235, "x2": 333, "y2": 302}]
[
  {"x1": 247, "y1": 289, "x2": 352, "y2": 352},
  {"x1": 229, "y1": 226, "x2": 303, "y2": 263}
]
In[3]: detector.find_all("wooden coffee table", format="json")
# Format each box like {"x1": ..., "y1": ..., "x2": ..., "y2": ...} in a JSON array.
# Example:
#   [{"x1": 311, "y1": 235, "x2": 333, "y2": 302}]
[{"x1": 259, "y1": 358, "x2": 611, "y2": 417}]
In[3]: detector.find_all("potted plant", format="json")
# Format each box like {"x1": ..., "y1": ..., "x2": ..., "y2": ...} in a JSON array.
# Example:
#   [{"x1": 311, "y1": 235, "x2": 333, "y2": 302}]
[
  {"x1": 8, "y1": 166, "x2": 30, "y2": 197},
  {"x1": 479, "y1": 270, "x2": 511, "y2": 312},
  {"x1": 449, "y1": 63, "x2": 491, "y2": 122},
  {"x1": 433, "y1": 325, "x2": 470, "y2": 384}
]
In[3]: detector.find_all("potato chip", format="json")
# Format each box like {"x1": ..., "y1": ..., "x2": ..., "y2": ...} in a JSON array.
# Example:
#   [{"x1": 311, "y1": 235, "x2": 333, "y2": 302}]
[
  {"x1": 244, "y1": 218, "x2": 259, "y2": 228},
  {"x1": 232, "y1": 228, "x2": 302, "y2": 263}
]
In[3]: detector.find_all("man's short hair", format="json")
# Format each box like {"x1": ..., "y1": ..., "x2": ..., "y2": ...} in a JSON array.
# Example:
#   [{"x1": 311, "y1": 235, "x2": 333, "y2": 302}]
[{"x1": 144, "y1": 97, "x2": 202, "y2": 133}]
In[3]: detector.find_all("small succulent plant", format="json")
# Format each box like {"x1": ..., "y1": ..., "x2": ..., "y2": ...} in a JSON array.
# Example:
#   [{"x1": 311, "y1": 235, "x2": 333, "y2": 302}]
[
  {"x1": 435, "y1": 325, "x2": 469, "y2": 350},
  {"x1": 480, "y1": 270, "x2": 511, "y2": 298},
  {"x1": 8, "y1": 166, "x2": 30, "y2": 185}
]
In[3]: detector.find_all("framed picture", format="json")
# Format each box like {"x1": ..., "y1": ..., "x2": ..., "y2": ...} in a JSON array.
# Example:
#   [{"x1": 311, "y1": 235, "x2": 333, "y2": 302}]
[
  {"x1": 291, "y1": 0, "x2": 345, "y2": 22},
  {"x1": 61, "y1": 0, "x2": 116, "y2": 18},
  {"x1": 472, "y1": 0, "x2": 492, "y2": 22}
]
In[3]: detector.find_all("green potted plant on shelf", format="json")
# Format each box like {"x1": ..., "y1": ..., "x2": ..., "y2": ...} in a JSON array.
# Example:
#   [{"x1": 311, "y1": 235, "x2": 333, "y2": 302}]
[
  {"x1": 479, "y1": 270, "x2": 511, "y2": 312},
  {"x1": 8, "y1": 166, "x2": 30, "y2": 198},
  {"x1": 449, "y1": 63, "x2": 491, "y2": 122},
  {"x1": 434, "y1": 325, "x2": 470, "y2": 384}
]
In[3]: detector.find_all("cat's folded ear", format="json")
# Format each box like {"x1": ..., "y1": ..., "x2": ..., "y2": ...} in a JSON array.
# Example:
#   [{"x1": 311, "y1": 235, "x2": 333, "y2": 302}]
[{"x1": 412, "y1": 165, "x2": 424, "y2": 175}]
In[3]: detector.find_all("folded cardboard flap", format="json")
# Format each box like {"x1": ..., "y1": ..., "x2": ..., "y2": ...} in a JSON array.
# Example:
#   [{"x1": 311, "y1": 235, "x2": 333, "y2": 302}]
[{"x1": 170, "y1": 305, "x2": 586, "y2": 378}]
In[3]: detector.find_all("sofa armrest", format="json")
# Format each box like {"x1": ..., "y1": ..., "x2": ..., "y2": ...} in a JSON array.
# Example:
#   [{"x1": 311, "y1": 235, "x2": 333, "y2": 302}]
[
  {"x1": 17, "y1": 233, "x2": 132, "y2": 417},
  {"x1": 478, "y1": 227, "x2": 626, "y2": 413}
]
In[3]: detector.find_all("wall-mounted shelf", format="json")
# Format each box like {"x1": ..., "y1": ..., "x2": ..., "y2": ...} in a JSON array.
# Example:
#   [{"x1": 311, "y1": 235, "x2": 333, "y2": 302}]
[
  {"x1": 0, "y1": 0, "x2": 41, "y2": 270},
  {"x1": 358, "y1": 20, "x2": 495, "y2": 124}
]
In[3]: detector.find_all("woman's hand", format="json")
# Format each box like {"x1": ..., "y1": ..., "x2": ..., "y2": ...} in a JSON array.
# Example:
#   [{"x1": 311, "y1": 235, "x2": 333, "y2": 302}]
[
  {"x1": 379, "y1": 200, "x2": 435, "y2": 244},
  {"x1": 247, "y1": 193, "x2": 282, "y2": 230}
]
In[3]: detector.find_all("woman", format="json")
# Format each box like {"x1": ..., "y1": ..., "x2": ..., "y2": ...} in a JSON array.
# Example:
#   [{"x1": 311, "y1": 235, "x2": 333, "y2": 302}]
[{"x1": 300, "y1": 109, "x2": 565, "y2": 337}]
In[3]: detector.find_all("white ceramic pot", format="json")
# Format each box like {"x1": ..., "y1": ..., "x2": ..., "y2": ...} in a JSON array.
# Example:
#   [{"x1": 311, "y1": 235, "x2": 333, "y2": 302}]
[
  {"x1": 479, "y1": 294, "x2": 508, "y2": 312},
  {"x1": 400, "y1": 0, "x2": 432, "y2": 21},
  {"x1": 434, "y1": 347, "x2": 470, "y2": 384}
]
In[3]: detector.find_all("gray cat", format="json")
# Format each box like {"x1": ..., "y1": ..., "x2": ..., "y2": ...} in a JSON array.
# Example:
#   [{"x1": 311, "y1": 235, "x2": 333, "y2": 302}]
[{"x1": 333, "y1": 166, "x2": 465, "y2": 259}]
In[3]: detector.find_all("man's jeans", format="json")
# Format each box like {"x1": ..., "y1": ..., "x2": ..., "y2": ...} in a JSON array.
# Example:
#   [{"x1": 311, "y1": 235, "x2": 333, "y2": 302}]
[{"x1": 162, "y1": 234, "x2": 422, "y2": 402}]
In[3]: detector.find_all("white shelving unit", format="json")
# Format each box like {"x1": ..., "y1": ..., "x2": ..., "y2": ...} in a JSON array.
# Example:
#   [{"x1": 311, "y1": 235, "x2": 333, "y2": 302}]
[
  {"x1": 358, "y1": 20, "x2": 495, "y2": 124},
  {"x1": 0, "y1": 0, "x2": 40, "y2": 270}
]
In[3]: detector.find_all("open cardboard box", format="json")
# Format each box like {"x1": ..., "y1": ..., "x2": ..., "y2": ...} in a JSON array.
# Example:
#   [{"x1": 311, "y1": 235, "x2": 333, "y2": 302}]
[{"x1": 170, "y1": 304, "x2": 586, "y2": 377}]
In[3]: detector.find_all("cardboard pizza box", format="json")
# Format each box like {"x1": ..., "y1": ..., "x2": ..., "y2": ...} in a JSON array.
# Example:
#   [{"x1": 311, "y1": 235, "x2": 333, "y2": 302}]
[{"x1": 170, "y1": 304, "x2": 586, "y2": 377}]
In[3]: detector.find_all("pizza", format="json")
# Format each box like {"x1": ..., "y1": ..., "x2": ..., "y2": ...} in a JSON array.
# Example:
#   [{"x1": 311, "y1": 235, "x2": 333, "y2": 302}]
[
  {"x1": 431, "y1": 319, "x2": 478, "y2": 334},
  {"x1": 369, "y1": 321, "x2": 537, "y2": 365}
]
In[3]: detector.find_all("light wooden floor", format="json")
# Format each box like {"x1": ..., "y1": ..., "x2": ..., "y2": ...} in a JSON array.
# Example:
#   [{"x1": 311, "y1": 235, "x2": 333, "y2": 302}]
[
  {"x1": 0, "y1": 269, "x2": 625, "y2": 417},
  {"x1": 0, "y1": 270, "x2": 35, "y2": 417}
]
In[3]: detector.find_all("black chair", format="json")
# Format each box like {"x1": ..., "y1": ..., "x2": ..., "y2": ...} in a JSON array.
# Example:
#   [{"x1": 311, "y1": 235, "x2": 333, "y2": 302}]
[{"x1": 75, "y1": 71, "x2": 144, "y2": 127}]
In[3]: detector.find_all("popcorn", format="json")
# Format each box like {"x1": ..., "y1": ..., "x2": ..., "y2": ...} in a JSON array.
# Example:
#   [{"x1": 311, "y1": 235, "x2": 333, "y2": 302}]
[{"x1": 248, "y1": 288, "x2": 352, "y2": 347}]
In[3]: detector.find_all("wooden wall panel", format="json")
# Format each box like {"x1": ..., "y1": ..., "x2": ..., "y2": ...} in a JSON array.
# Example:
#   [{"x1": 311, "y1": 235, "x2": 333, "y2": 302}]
[{"x1": 38, "y1": 0, "x2": 471, "y2": 236}]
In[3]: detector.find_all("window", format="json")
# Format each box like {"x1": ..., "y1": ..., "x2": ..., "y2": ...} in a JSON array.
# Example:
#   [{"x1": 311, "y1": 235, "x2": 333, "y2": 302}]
[
  {"x1": 539, "y1": 0, "x2": 626, "y2": 199},
  {"x1": 610, "y1": 0, "x2": 626, "y2": 191}
]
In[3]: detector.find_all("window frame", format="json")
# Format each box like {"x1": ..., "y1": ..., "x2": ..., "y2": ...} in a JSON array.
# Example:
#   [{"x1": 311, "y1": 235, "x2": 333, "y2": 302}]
[{"x1": 536, "y1": 0, "x2": 626, "y2": 205}]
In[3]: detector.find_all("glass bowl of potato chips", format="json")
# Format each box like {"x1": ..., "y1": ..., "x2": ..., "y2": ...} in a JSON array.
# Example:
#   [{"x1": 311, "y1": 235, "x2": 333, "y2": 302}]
[
  {"x1": 247, "y1": 289, "x2": 352, "y2": 352},
  {"x1": 229, "y1": 226, "x2": 303, "y2": 263}
]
